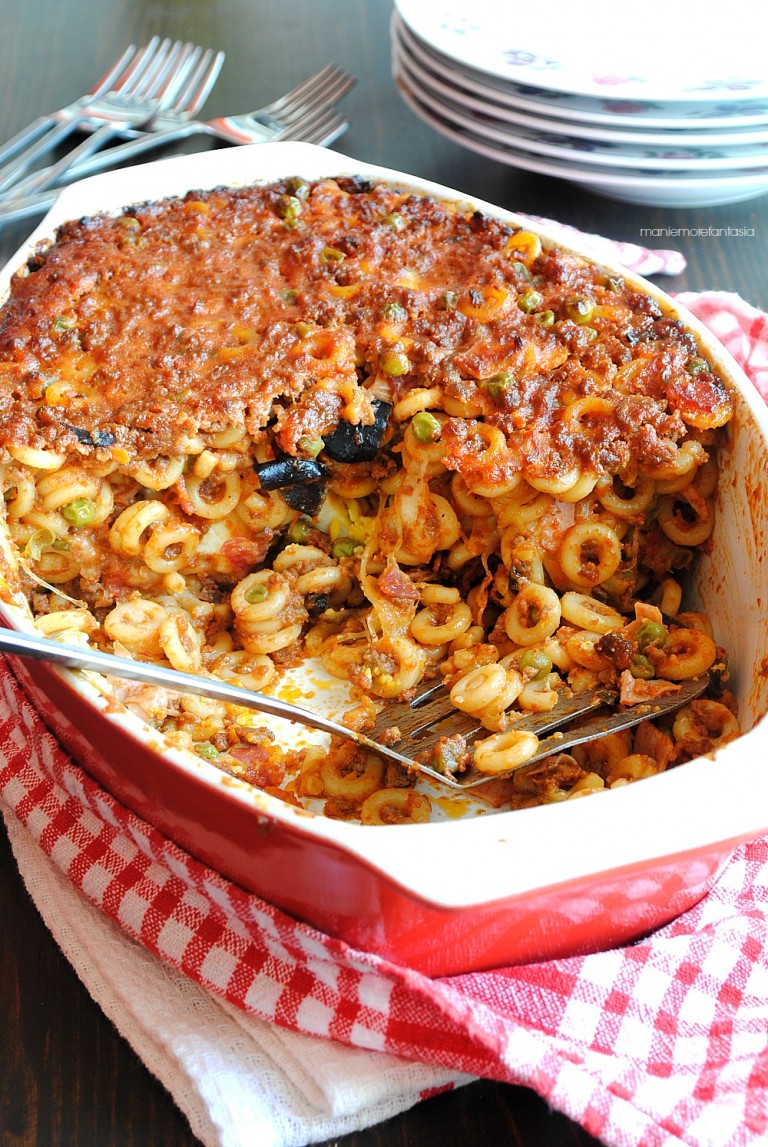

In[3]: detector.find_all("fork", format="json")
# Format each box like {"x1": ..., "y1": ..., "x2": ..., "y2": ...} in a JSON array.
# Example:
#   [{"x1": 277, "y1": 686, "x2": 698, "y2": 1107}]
[
  {"x1": 36, "y1": 62, "x2": 356, "y2": 183},
  {"x1": 0, "y1": 627, "x2": 710, "y2": 791},
  {"x1": 0, "y1": 37, "x2": 215, "y2": 198},
  {"x1": 0, "y1": 77, "x2": 353, "y2": 230},
  {"x1": 0, "y1": 39, "x2": 165, "y2": 193},
  {"x1": 363, "y1": 674, "x2": 711, "y2": 787},
  {"x1": 0, "y1": 106, "x2": 350, "y2": 227},
  {"x1": 0, "y1": 44, "x2": 139, "y2": 169},
  {"x1": 3, "y1": 43, "x2": 225, "y2": 202}
]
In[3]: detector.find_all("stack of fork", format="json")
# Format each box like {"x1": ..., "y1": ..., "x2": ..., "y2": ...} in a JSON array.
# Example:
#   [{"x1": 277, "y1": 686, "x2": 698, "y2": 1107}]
[{"x1": 0, "y1": 38, "x2": 356, "y2": 225}]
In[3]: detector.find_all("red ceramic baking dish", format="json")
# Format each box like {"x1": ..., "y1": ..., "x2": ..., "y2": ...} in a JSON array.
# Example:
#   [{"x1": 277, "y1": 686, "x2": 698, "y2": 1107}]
[{"x1": 1, "y1": 143, "x2": 767, "y2": 976}]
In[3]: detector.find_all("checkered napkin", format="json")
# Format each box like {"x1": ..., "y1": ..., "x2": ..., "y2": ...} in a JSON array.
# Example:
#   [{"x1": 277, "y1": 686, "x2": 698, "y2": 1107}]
[{"x1": 2, "y1": 260, "x2": 768, "y2": 1147}]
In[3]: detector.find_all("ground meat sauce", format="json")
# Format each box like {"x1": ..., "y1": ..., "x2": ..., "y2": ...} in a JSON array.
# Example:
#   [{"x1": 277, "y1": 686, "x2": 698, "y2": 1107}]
[{"x1": 0, "y1": 176, "x2": 730, "y2": 472}]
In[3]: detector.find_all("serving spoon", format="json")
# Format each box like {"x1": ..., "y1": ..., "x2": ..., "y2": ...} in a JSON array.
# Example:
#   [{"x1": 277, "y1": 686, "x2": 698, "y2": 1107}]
[{"x1": 0, "y1": 625, "x2": 709, "y2": 789}]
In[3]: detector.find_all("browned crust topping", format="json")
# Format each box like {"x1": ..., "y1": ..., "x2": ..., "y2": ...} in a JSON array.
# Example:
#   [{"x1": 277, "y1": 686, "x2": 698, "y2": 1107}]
[{"x1": 0, "y1": 176, "x2": 730, "y2": 468}]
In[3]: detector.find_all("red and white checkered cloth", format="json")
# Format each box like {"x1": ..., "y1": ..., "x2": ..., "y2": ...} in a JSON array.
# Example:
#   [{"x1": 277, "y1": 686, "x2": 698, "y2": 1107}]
[{"x1": 2, "y1": 278, "x2": 768, "y2": 1147}]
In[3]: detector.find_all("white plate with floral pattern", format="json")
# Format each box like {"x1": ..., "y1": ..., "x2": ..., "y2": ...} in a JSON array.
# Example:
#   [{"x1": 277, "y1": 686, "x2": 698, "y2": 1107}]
[
  {"x1": 395, "y1": 73, "x2": 768, "y2": 206},
  {"x1": 394, "y1": 41, "x2": 768, "y2": 172},
  {"x1": 392, "y1": 15, "x2": 768, "y2": 147},
  {"x1": 394, "y1": 0, "x2": 768, "y2": 104},
  {"x1": 392, "y1": 9, "x2": 768, "y2": 130}
]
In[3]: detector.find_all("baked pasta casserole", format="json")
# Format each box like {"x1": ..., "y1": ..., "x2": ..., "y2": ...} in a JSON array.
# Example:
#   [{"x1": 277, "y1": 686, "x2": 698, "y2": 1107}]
[{"x1": 0, "y1": 176, "x2": 740, "y2": 823}]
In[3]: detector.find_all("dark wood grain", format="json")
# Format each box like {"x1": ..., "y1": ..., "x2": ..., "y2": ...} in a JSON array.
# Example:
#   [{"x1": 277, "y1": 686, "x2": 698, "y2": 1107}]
[{"x1": 0, "y1": 3, "x2": 766, "y2": 1145}]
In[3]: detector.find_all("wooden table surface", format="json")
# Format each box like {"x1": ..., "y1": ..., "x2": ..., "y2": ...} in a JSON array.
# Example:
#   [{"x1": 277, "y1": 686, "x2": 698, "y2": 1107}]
[{"x1": 1, "y1": 3, "x2": 766, "y2": 1145}]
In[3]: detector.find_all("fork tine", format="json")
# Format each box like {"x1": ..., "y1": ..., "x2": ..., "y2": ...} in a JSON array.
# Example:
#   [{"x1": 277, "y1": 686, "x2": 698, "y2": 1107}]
[
  {"x1": 122, "y1": 37, "x2": 178, "y2": 99},
  {"x1": 264, "y1": 64, "x2": 341, "y2": 113},
  {"x1": 146, "y1": 41, "x2": 195, "y2": 97},
  {"x1": 372, "y1": 684, "x2": 605, "y2": 750},
  {"x1": 180, "y1": 49, "x2": 226, "y2": 116},
  {"x1": 296, "y1": 117, "x2": 349, "y2": 147},
  {"x1": 273, "y1": 72, "x2": 356, "y2": 126},
  {"x1": 279, "y1": 107, "x2": 349, "y2": 146},
  {"x1": 456, "y1": 674, "x2": 711, "y2": 788},
  {"x1": 266, "y1": 64, "x2": 355, "y2": 118},
  {"x1": 108, "y1": 36, "x2": 164, "y2": 98},
  {"x1": 88, "y1": 45, "x2": 141, "y2": 101},
  {"x1": 145, "y1": 42, "x2": 202, "y2": 108}
]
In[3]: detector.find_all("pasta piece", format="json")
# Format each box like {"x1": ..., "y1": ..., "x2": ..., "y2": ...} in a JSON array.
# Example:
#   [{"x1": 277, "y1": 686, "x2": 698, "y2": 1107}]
[
  {"x1": 504, "y1": 584, "x2": 561, "y2": 646},
  {"x1": 450, "y1": 663, "x2": 525, "y2": 731},
  {"x1": 104, "y1": 599, "x2": 168, "y2": 656},
  {"x1": 360, "y1": 788, "x2": 432, "y2": 825},
  {"x1": 231, "y1": 571, "x2": 306, "y2": 655},
  {"x1": 473, "y1": 730, "x2": 540, "y2": 775}
]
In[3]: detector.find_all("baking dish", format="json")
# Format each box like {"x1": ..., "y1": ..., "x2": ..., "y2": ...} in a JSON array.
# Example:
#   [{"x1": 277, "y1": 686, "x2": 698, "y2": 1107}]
[{"x1": 1, "y1": 142, "x2": 766, "y2": 976}]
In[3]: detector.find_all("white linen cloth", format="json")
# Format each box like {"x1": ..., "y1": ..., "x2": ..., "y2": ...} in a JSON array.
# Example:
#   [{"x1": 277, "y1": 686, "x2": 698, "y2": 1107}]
[{"x1": 3, "y1": 807, "x2": 470, "y2": 1147}]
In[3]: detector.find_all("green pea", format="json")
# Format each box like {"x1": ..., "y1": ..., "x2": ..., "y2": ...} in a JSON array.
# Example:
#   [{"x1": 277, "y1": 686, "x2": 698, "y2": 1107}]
[
  {"x1": 636, "y1": 620, "x2": 667, "y2": 650},
  {"x1": 61, "y1": 497, "x2": 95, "y2": 527},
  {"x1": 411, "y1": 411, "x2": 441, "y2": 443},
  {"x1": 118, "y1": 215, "x2": 145, "y2": 247},
  {"x1": 320, "y1": 246, "x2": 346, "y2": 263},
  {"x1": 534, "y1": 309, "x2": 555, "y2": 327},
  {"x1": 687, "y1": 357, "x2": 709, "y2": 375},
  {"x1": 437, "y1": 290, "x2": 457, "y2": 311},
  {"x1": 483, "y1": 370, "x2": 514, "y2": 399},
  {"x1": 630, "y1": 653, "x2": 655, "y2": 679},
  {"x1": 194, "y1": 742, "x2": 220, "y2": 759},
  {"x1": 564, "y1": 296, "x2": 596, "y2": 324},
  {"x1": 332, "y1": 537, "x2": 358, "y2": 559},
  {"x1": 53, "y1": 314, "x2": 75, "y2": 332},
  {"x1": 297, "y1": 435, "x2": 324, "y2": 458},
  {"x1": 380, "y1": 348, "x2": 411, "y2": 376},
  {"x1": 244, "y1": 582, "x2": 269, "y2": 604},
  {"x1": 278, "y1": 194, "x2": 302, "y2": 224},
  {"x1": 382, "y1": 301, "x2": 408, "y2": 322},
  {"x1": 286, "y1": 177, "x2": 310, "y2": 199},
  {"x1": 519, "y1": 648, "x2": 552, "y2": 680},
  {"x1": 517, "y1": 287, "x2": 543, "y2": 314},
  {"x1": 384, "y1": 212, "x2": 406, "y2": 230},
  {"x1": 287, "y1": 516, "x2": 313, "y2": 543}
]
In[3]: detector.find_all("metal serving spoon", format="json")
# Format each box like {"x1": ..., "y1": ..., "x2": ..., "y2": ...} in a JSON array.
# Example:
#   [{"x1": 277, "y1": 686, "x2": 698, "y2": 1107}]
[{"x1": 0, "y1": 625, "x2": 709, "y2": 789}]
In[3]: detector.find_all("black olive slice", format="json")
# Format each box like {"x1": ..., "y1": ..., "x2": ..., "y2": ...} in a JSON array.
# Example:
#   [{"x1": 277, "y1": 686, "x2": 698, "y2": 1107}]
[
  {"x1": 253, "y1": 457, "x2": 329, "y2": 490},
  {"x1": 279, "y1": 481, "x2": 327, "y2": 516},
  {"x1": 323, "y1": 399, "x2": 392, "y2": 463},
  {"x1": 68, "y1": 426, "x2": 116, "y2": 448}
]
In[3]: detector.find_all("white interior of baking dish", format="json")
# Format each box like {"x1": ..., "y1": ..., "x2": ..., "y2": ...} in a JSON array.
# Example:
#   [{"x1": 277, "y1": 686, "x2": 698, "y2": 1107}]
[{"x1": 1, "y1": 142, "x2": 767, "y2": 910}]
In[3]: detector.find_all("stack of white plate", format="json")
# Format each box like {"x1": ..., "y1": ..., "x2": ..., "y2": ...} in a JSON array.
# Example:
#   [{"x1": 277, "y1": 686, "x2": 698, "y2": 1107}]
[{"x1": 391, "y1": 0, "x2": 768, "y2": 207}]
